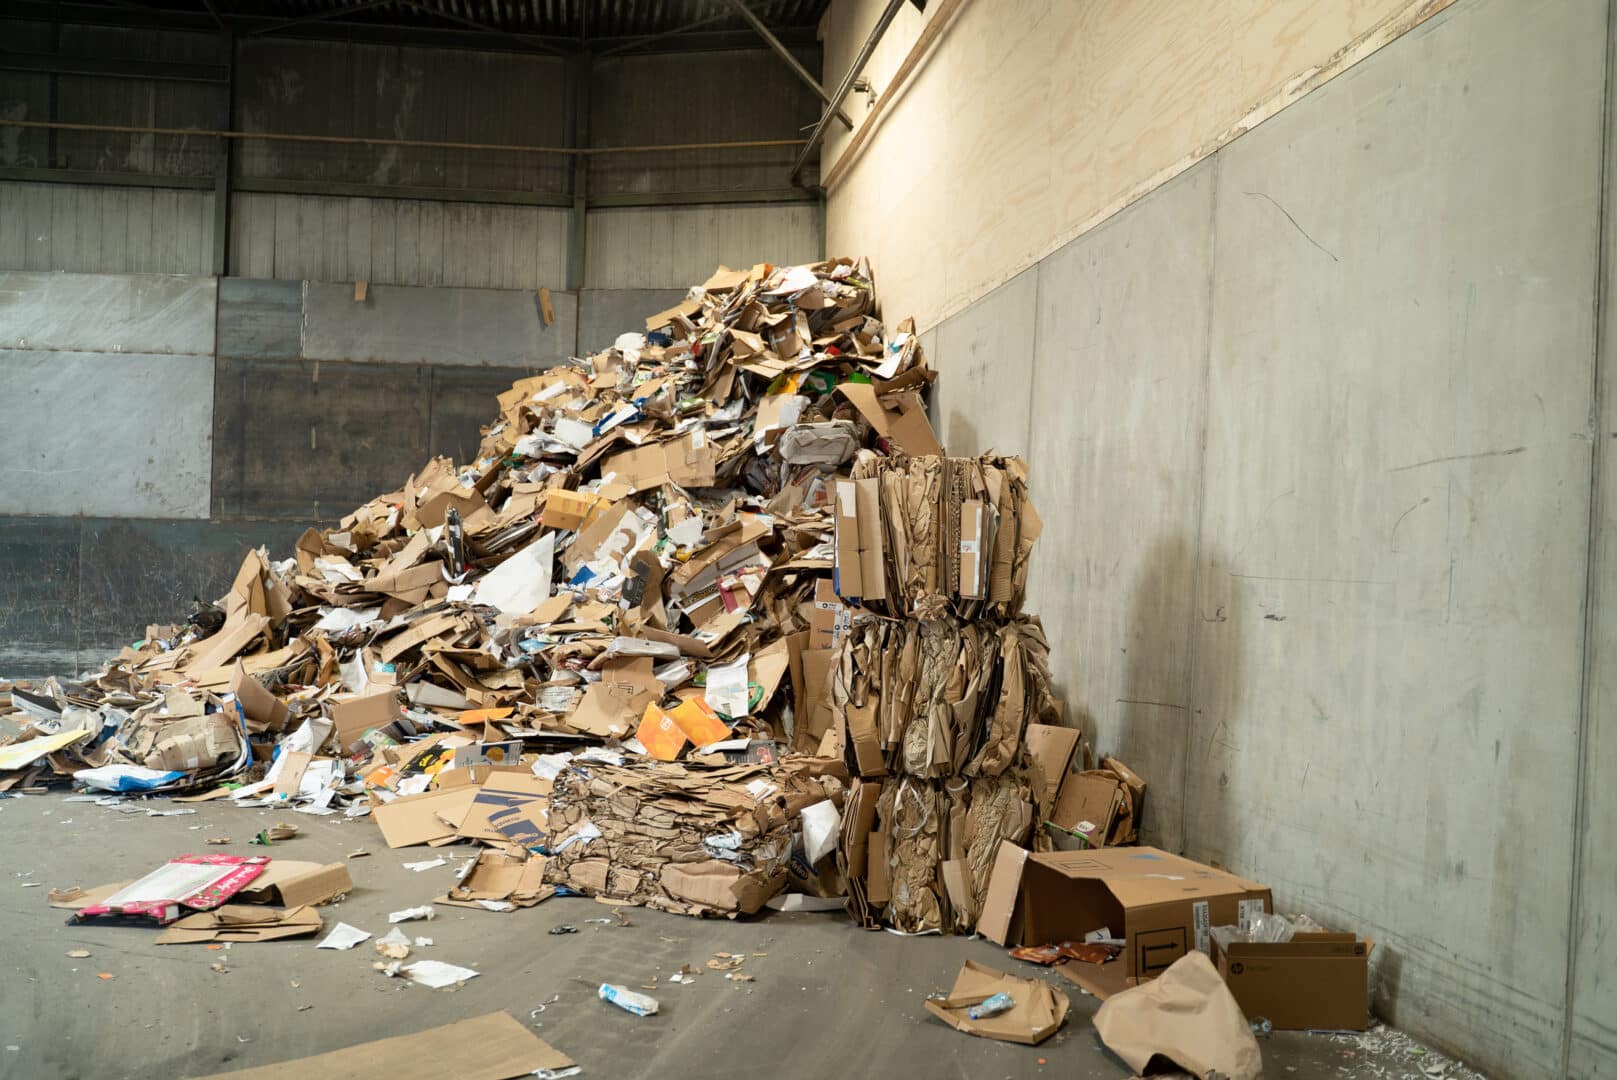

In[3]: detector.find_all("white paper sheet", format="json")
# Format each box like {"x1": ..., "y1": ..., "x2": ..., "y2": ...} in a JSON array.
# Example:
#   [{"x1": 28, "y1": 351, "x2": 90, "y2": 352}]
[
  {"x1": 800, "y1": 799, "x2": 842, "y2": 865},
  {"x1": 704, "y1": 654, "x2": 751, "y2": 718},
  {"x1": 315, "y1": 922, "x2": 372, "y2": 950},
  {"x1": 552, "y1": 417, "x2": 596, "y2": 450},
  {"x1": 472, "y1": 533, "x2": 555, "y2": 615},
  {"x1": 764, "y1": 893, "x2": 847, "y2": 912},
  {"x1": 388, "y1": 905, "x2": 435, "y2": 923},
  {"x1": 314, "y1": 606, "x2": 382, "y2": 632},
  {"x1": 402, "y1": 858, "x2": 446, "y2": 872},
  {"x1": 402, "y1": 960, "x2": 479, "y2": 988}
]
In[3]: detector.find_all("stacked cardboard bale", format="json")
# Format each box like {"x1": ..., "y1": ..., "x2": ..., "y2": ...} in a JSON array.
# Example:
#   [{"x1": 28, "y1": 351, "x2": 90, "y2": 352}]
[
  {"x1": 825, "y1": 452, "x2": 1065, "y2": 934},
  {"x1": 543, "y1": 756, "x2": 847, "y2": 915}
]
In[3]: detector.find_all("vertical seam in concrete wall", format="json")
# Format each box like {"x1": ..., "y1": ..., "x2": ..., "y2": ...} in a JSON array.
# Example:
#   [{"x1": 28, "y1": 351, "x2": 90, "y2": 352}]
[
  {"x1": 818, "y1": 197, "x2": 829, "y2": 262},
  {"x1": 1563, "y1": 2, "x2": 1615, "y2": 1074},
  {"x1": 1179, "y1": 155, "x2": 1223, "y2": 854},
  {"x1": 208, "y1": 275, "x2": 221, "y2": 519},
  {"x1": 235, "y1": 359, "x2": 247, "y2": 521},
  {"x1": 424, "y1": 365, "x2": 436, "y2": 469},
  {"x1": 73, "y1": 515, "x2": 85, "y2": 674},
  {"x1": 1024, "y1": 265, "x2": 1043, "y2": 454}
]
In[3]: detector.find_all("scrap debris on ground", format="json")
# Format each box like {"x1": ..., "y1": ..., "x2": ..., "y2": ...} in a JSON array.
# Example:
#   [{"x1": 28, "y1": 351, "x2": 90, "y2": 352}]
[
  {"x1": 0, "y1": 257, "x2": 1477, "y2": 1078},
  {"x1": 0, "y1": 256, "x2": 1056, "y2": 935}
]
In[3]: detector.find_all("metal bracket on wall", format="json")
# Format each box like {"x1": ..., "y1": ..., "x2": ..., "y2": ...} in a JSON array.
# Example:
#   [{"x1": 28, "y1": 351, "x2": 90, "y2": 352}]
[{"x1": 790, "y1": 0, "x2": 909, "y2": 187}]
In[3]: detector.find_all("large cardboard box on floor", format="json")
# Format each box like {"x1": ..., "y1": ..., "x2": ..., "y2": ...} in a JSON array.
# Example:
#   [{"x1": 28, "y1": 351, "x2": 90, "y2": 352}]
[
  {"x1": 979, "y1": 845, "x2": 1272, "y2": 996},
  {"x1": 1211, "y1": 931, "x2": 1373, "y2": 1030}
]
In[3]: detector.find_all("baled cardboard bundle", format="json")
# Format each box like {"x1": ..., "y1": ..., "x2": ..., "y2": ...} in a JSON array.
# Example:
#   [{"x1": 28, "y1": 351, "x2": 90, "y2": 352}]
[
  {"x1": 839, "y1": 452, "x2": 1042, "y2": 619},
  {"x1": 543, "y1": 757, "x2": 847, "y2": 916},
  {"x1": 864, "y1": 768, "x2": 1035, "y2": 935},
  {"x1": 830, "y1": 616, "x2": 1060, "y2": 782}
]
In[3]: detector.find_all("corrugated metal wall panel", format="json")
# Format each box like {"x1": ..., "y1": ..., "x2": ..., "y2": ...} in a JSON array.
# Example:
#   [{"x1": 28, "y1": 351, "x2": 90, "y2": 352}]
[
  {"x1": 226, "y1": 191, "x2": 569, "y2": 288},
  {"x1": 589, "y1": 48, "x2": 818, "y2": 198},
  {"x1": 0, "y1": 23, "x2": 225, "y2": 178},
  {"x1": 234, "y1": 38, "x2": 570, "y2": 196},
  {"x1": 584, "y1": 202, "x2": 821, "y2": 289},
  {"x1": 0, "y1": 181, "x2": 214, "y2": 275}
]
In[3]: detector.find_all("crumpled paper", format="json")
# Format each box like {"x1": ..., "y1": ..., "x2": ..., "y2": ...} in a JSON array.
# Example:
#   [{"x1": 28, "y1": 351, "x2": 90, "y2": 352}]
[{"x1": 1092, "y1": 951, "x2": 1263, "y2": 1080}]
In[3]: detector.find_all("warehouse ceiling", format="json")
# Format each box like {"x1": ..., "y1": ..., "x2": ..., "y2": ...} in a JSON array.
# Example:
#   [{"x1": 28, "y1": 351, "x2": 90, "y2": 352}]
[{"x1": 21, "y1": 0, "x2": 831, "y2": 54}]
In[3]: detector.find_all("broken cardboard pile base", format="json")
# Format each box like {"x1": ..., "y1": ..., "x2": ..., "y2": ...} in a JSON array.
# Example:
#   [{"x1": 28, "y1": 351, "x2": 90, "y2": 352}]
[
  {"x1": 8, "y1": 256, "x2": 1075, "y2": 949},
  {"x1": 439, "y1": 849, "x2": 555, "y2": 911},
  {"x1": 191, "y1": 1010, "x2": 572, "y2": 1080},
  {"x1": 826, "y1": 469, "x2": 1067, "y2": 936},
  {"x1": 544, "y1": 757, "x2": 848, "y2": 917},
  {"x1": 66, "y1": 854, "x2": 270, "y2": 927},
  {"x1": 924, "y1": 959, "x2": 1070, "y2": 1046},
  {"x1": 155, "y1": 904, "x2": 322, "y2": 945},
  {"x1": 0, "y1": 255, "x2": 938, "y2": 808},
  {"x1": 51, "y1": 857, "x2": 351, "y2": 941}
]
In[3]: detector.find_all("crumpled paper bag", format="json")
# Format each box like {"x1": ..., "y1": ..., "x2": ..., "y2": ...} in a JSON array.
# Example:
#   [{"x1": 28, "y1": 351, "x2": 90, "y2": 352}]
[{"x1": 1092, "y1": 951, "x2": 1262, "y2": 1080}]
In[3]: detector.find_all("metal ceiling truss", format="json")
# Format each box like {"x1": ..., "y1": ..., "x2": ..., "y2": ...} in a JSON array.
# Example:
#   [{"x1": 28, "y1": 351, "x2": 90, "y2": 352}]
[{"x1": 0, "y1": 0, "x2": 824, "y2": 57}]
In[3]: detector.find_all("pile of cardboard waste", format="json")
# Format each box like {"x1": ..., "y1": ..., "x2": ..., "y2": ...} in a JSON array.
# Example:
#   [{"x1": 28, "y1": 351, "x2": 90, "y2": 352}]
[{"x1": 0, "y1": 256, "x2": 1125, "y2": 928}]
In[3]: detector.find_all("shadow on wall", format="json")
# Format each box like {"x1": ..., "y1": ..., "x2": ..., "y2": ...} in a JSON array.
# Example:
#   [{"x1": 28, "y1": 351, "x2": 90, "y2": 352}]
[
  {"x1": 948, "y1": 410, "x2": 980, "y2": 458},
  {"x1": 1113, "y1": 535, "x2": 1241, "y2": 860}
]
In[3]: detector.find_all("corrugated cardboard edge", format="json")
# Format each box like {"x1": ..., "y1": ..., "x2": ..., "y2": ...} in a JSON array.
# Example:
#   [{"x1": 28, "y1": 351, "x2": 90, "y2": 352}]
[
  {"x1": 977, "y1": 841, "x2": 1029, "y2": 945},
  {"x1": 187, "y1": 1010, "x2": 571, "y2": 1080}
]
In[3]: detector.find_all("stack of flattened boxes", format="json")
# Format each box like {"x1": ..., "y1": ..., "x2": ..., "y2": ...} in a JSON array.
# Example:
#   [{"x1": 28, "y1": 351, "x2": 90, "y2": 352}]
[{"x1": 822, "y1": 450, "x2": 1071, "y2": 933}]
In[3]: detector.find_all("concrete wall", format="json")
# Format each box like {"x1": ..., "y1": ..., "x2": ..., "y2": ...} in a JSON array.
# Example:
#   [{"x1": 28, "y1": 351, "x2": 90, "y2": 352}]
[
  {"x1": 0, "y1": 269, "x2": 569, "y2": 677},
  {"x1": 1577, "y1": 31, "x2": 1617, "y2": 1074},
  {"x1": 922, "y1": 0, "x2": 1612, "y2": 1075}
]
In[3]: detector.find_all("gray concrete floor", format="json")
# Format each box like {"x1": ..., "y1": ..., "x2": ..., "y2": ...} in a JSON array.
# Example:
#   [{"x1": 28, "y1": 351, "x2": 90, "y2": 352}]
[{"x1": 0, "y1": 793, "x2": 1483, "y2": 1080}]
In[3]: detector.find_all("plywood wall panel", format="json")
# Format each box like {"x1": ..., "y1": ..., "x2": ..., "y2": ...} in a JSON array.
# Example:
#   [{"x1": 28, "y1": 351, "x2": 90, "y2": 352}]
[{"x1": 824, "y1": 0, "x2": 1454, "y2": 331}]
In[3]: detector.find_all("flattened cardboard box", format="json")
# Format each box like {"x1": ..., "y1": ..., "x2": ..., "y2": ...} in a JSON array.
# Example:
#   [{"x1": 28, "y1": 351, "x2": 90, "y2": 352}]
[
  {"x1": 330, "y1": 690, "x2": 399, "y2": 749},
  {"x1": 1212, "y1": 931, "x2": 1373, "y2": 1030},
  {"x1": 189, "y1": 1010, "x2": 572, "y2": 1080},
  {"x1": 454, "y1": 773, "x2": 550, "y2": 844},
  {"x1": 600, "y1": 430, "x2": 716, "y2": 493},
  {"x1": 372, "y1": 785, "x2": 482, "y2": 848},
  {"x1": 1023, "y1": 723, "x2": 1080, "y2": 815},
  {"x1": 155, "y1": 903, "x2": 322, "y2": 945},
  {"x1": 979, "y1": 844, "x2": 1271, "y2": 998},
  {"x1": 238, "y1": 860, "x2": 353, "y2": 908},
  {"x1": 923, "y1": 960, "x2": 1069, "y2": 1046}
]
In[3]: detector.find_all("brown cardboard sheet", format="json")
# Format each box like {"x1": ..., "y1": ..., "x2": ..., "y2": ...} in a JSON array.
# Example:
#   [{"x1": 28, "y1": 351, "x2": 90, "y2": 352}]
[
  {"x1": 923, "y1": 960, "x2": 1069, "y2": 1045},
  {"x1": 189, "y1": 1011, "x2": 572, "y2": 1080}
]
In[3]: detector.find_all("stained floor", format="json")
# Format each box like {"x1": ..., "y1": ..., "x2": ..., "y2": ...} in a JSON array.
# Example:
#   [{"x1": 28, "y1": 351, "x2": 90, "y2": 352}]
[{"x1": 0, "y1": 792, "x2": 1484, "y2": 1080}]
